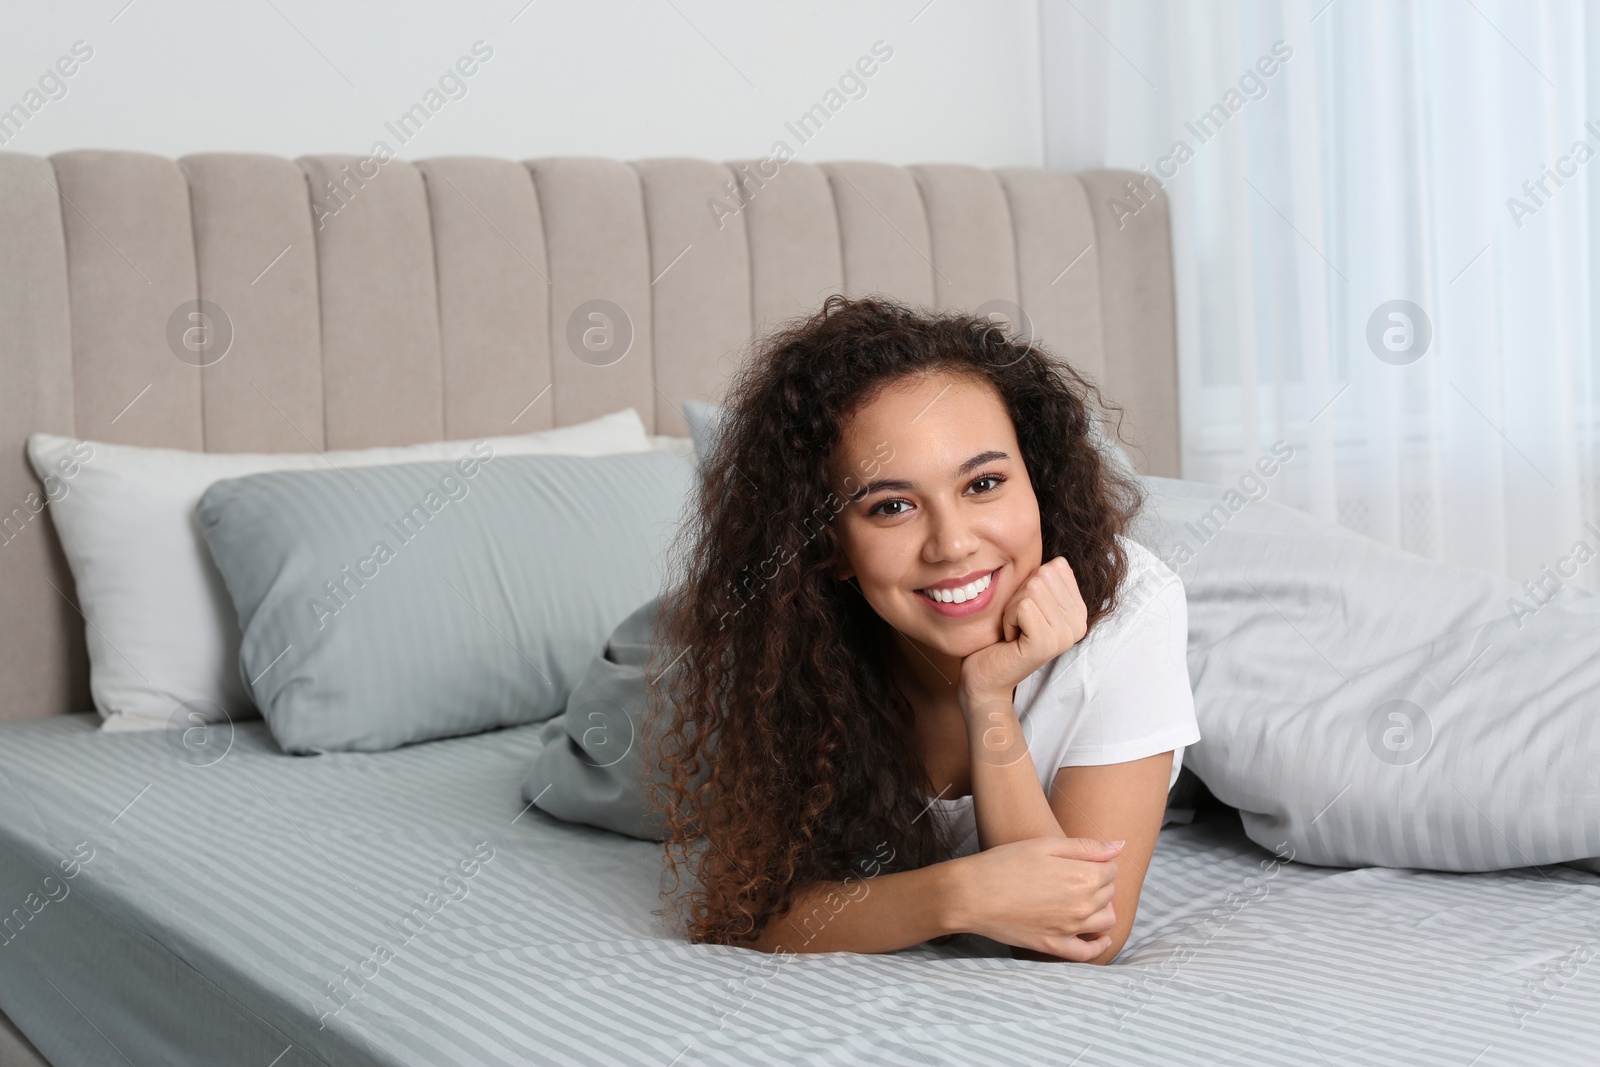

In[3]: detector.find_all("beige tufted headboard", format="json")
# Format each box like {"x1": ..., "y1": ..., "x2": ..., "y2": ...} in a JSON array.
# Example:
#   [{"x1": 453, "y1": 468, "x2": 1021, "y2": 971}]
[{"x1": 0, "y1": 151, "x2": 1178, "y2": 721}]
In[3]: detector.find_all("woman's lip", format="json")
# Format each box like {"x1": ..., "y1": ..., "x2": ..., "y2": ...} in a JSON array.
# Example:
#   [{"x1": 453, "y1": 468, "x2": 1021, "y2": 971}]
[
  {"x1": 920, "y1": 567, "x2": 995, "y2": 591},
  {"x1": 916, "y1": 567, "x2": 1000, "y2": 618}
]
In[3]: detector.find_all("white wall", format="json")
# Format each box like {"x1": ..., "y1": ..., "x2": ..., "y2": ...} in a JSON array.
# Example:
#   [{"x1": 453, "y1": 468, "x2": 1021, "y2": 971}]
[{"x1": 1, "y1": 1, "x2": 1043, "y2": 166}]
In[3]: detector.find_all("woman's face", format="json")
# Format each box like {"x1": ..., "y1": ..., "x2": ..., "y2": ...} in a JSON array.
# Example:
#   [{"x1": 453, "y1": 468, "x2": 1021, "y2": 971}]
[{"x1": 828, "y1": 371, "x2": 1044, "y2": 662}]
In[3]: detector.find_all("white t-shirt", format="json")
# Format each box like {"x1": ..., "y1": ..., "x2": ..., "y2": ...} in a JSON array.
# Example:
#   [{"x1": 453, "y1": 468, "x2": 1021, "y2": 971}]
[{"x1": 929, "y1": 537, "x2": 1201, "y2": 860}]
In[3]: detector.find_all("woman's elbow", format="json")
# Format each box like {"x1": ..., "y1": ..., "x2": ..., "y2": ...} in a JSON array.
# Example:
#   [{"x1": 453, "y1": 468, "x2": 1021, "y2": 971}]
[
  {"x1": 1043, "y1": 944, "x2": 1121, "y2": 965},
  {"x1": 1090, "y1": 930, "x2": 1134, "y2": 964},
  {"x1": 745, "y1": 934, "x2": 791, "y2": 955},
  {"x1": 1012, "y1": 938, "x2": 1124, "y2": 965}
]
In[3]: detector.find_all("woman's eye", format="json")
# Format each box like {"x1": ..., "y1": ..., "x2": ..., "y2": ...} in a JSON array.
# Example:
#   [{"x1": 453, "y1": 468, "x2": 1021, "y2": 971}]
[
  {"x1": 869, "y1": 476, "x2": 1003, "y2": 517},
  {"x1": 970, "y1": 474, "x2": 1005, "y2": 494}
]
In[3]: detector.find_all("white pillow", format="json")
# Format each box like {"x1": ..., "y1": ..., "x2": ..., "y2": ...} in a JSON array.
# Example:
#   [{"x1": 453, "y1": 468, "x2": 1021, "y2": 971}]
[
  {"x1": 645, "y1": 433, "x2": 696, "y2": 460},
  {"x1": 28, "y1": 408, "x2": 654, "y2": 731}
]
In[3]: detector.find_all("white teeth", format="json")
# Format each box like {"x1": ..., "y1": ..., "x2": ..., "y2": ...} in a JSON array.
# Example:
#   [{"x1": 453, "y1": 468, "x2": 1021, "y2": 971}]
[{"x1": 922, "y1": 570, "x2": 993, "y2": 604}]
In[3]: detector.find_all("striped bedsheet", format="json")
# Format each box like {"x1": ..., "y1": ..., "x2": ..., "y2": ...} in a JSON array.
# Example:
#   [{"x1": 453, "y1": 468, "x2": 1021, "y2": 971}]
[{"x1": 0, "y1": 714, "x2": 1594, "y2": 1066}]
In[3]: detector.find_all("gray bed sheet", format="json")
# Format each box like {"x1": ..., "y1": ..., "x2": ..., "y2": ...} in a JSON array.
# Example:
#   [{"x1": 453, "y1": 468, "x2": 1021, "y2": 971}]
[{"x1": 0, "y1": 714, "x2": 1594, "y2": 1067}]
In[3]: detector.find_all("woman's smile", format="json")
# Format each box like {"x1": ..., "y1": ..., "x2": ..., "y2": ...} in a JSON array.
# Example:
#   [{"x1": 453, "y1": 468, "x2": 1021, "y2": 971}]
[{"x1": 916, "y1": 565, "x2": 1003, "y2": 617}]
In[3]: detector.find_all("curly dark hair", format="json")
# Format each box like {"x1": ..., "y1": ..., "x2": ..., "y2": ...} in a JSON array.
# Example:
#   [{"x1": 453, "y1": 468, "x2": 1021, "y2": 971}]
[{"x1": 643, "y1": 294, "x2": 1144, "y2": 947}]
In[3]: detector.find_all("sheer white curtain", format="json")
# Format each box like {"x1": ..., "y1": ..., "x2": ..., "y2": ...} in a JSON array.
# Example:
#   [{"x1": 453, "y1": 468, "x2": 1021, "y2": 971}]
[{"x1": 1043, "y1": 0, "x2": 1600, "y2": 591}]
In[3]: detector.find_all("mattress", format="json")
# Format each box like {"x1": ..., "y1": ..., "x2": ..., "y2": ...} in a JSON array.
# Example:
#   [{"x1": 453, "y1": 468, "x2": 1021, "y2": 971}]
[{"x1": 0, "y1": 715, "x2": 1594, "y2": 1066}]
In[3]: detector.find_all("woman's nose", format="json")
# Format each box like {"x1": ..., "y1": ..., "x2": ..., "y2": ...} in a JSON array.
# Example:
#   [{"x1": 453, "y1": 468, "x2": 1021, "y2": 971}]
[{"x1": 922, "y1": 503, "x2": 980, "y2": 561}]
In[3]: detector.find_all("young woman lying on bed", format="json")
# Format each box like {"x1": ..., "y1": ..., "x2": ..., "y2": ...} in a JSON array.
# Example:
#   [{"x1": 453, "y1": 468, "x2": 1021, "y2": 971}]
[{"x1": 646, "y1": 295, "x2": 1200, "y2": 964}]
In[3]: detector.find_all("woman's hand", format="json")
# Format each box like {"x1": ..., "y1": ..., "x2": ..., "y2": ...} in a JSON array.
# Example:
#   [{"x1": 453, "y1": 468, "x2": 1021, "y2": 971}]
[
  {"x1": 957, "y1": 556, "x2": 1088, "y2": 713},
  {"x1": 946, "y1": 835, "x2": 1124, "y2": 960}
]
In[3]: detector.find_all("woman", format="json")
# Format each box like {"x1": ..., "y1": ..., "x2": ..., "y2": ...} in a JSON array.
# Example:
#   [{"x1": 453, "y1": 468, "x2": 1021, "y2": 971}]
[{"x1": 646, "y1": 295, "x2": 1200, "y2": 964}]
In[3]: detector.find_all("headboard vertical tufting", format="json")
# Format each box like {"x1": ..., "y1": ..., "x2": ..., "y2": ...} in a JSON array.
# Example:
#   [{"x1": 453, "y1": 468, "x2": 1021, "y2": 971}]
[{"x1": 0, "y1": 150, "x2": 1178, "y2": 720}]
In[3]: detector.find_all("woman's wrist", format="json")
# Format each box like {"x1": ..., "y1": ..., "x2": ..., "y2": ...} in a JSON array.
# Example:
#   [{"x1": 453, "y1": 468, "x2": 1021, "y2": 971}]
[
  {"x1": 956, "y1": 684, "x2": 1013, "y2": 724},
  {"x1": 933, "y1": 853, "x2": 979, "y2": 937},
  {"x1": 960, "y1": 693, "x2": 1032, "y2": 769}
]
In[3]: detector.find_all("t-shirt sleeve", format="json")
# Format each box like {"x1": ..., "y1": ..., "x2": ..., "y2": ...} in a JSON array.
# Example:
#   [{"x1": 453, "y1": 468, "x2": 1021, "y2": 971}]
[{"x1": 1055, "y1": 553, "x2": 1201, "y2": 771}]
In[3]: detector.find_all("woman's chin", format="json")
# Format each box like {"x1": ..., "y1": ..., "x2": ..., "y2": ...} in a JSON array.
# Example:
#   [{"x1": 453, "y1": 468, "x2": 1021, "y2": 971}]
[{"x1": 904, "y1": 624, "x2": 991, "y2": 660}]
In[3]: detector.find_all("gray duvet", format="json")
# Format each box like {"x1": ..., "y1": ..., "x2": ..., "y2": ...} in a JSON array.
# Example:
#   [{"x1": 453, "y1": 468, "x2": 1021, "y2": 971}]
[{"x1": 1136, "y1": 475, "x2": 1600, "y2": 875}]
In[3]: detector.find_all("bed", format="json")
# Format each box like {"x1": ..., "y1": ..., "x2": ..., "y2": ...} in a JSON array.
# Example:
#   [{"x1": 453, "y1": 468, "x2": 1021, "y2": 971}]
[
  {"x1": 0, "y1": 149, "x2": 1594, "y2": 1065},
  {"x1": 2, "y1": 715, "x2": 1596, "y2": 1066}
]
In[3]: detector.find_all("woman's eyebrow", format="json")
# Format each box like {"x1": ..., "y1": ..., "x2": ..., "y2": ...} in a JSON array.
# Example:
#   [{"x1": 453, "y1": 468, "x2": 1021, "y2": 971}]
[{"x1": 847, "y1": 450, "x2": 1010, "y2": 502}]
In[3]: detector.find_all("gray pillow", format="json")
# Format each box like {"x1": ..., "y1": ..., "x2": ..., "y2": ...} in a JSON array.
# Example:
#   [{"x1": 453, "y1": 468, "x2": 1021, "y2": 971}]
[
  {"x1": 681, "y1": 398, "x2": 725, "y2": 463},
  {"x1": 197, "y1": 449, "x2": 694, "y2": 754},
  {"x1": 523, "y1": 594, "x2": 705, "y2": 839}
]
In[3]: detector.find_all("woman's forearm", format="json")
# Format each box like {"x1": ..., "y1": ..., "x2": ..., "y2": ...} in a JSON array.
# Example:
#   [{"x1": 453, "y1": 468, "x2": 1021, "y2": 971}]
[
  {"x1": 748, "y1": 857, "x2": 969, "y2": 955},
  {"x1": 962, "y1": 692, "x2": 1066, "y2": 849}
]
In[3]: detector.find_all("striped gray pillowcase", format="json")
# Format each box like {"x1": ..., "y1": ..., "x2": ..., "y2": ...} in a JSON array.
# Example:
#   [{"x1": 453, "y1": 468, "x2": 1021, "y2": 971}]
[{"x1": 197, "y1": 447, "x2": 694, "y2": 753}]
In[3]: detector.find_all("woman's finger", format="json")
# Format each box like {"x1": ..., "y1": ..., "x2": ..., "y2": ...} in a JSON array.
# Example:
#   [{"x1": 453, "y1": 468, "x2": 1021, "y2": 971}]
[
  {"x1": 1042, "y1": 934, "x2": 1111, "y2": 962},
  {"x1": 1038, "y1": 558, "x2": 1087, "y2": 643},
  {"x1": 1011, "y1": 594, "x2": 1049, "y2": 649},
  {"x1": 1005, "y1": 568, "x2": 1049, "y2": 640},
  {"x1": 1041, "y1": 558, "x2": 1082, "y2": 613},
  {"x1": 1033, "y1": 569, "x2": 1071, "y2": 627},
  {"x1": 1083, "y1": 903, "x2": 1117, "y2": 933},
  {"x1": 1002, "y1": 591, "x2": 1022, "y2": 642}
]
